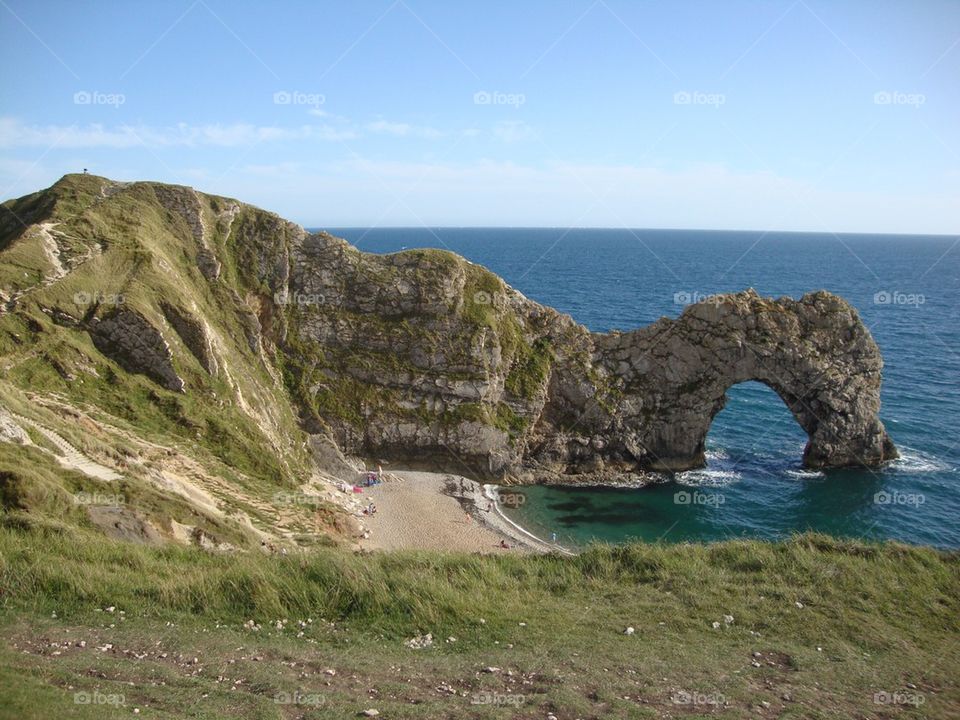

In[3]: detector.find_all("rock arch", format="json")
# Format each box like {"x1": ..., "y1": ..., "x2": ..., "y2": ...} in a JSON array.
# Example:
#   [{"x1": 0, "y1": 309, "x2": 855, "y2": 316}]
[{"x1": 586, "y1": 290, "x2": 898, "y2": 472}]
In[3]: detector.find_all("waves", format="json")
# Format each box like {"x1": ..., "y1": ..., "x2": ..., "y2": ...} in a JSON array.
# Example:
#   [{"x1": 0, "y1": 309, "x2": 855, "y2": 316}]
[
  {"x1": 675, "y1": 467, "x2": 741, "y2": 487},
  {"x1": 784, "y1": 469, "x2": 826, "y2": 479},
  {"x1": 890, "y1": 448, "x2": 953, "y2": 474}
]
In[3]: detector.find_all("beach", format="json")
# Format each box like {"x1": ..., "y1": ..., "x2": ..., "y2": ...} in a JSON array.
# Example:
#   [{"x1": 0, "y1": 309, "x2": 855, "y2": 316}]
[{"x1": 354, "y1": 470, "x2": 562, "y2": 554}]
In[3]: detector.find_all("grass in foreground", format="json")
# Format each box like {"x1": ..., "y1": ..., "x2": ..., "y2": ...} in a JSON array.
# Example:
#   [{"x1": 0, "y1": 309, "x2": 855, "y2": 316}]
[{"x1": 0, "y1": 523, "x2": 957, "y2": 719}]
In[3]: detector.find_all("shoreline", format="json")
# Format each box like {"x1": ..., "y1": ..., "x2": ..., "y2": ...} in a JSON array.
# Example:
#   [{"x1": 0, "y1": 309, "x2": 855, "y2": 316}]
[
  {"x1": 480, "y1": 483, "x2": 576, "y2": 555},
  {"x1": 353, "y1": 469, "x2": 572, "y2": 554}
]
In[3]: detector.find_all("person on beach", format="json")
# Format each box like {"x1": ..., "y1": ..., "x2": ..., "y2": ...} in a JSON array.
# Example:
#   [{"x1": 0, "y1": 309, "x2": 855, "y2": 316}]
[
  {"x1": 499, "y1": 539, "x2": 511, "y2": 550},
  {"x1": 377, "y1": 464, "x2": 383, "y2": 482}
]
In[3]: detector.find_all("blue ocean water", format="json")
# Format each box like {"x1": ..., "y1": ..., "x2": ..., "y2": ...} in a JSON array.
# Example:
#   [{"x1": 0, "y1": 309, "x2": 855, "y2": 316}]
[{"x1": 326, "y1": 228, "x2": 960, "y2": 549}]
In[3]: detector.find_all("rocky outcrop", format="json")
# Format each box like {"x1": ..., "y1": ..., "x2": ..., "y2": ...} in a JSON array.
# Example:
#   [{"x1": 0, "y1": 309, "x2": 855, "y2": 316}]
[
  {"x1": 196, "y1": 248, "x2": 222, "y2": 281},
  {"x1": 275, "y1": 233, "x2": 896, "y2": 480},
  {"x1": 90, "y1": 309, "x2": 185, "y2": 392},
  {"x1": 160, "y1": 302, "x2": 218, "y2": 375},
  {"x1": 281, "y1": 234, "x2": 565, "y2": 476},
  {"x1": 153, "y1": 183, "x2": 224, "y2": 280},
  {"x1": 152, "y1": 184, "x2": 205, "y2": 246}
]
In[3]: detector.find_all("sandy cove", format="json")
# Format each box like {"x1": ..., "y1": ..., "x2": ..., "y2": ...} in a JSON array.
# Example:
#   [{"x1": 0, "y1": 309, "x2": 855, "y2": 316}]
[{"x1": 352, "y1": 470, "x2": 565, "y2": 554}]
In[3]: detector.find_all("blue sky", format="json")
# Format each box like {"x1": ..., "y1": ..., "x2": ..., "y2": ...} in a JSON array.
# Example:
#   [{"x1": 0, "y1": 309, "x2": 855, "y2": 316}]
[{"x1": 1, "y1": 0, "x2": 958, "y2": 232}]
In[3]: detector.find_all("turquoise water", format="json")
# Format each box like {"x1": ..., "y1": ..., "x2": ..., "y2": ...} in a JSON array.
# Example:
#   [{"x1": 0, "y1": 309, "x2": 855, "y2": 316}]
[{"x1": 326, "y1": 228, "x2": 960, "y2": 549}]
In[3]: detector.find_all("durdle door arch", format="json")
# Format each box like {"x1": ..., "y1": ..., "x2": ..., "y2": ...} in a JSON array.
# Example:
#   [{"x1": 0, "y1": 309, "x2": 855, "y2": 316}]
[{"x1": 586, "y1": 290, "x2": 898, "y2": 472}]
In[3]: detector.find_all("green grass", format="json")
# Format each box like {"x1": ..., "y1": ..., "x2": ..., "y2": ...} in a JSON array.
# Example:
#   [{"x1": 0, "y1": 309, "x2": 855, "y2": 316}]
[
  {"x1": 504, "y1": 338, "x2": 553, "y2": 401},
  {"x1": 0, "y1": 525, "x2": 957, "y2": 718}
]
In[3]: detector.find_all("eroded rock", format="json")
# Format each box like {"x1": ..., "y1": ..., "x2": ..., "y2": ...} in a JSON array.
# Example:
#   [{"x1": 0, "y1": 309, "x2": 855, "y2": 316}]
[
  {"x1": 90, "y1": 309, "x2": 185, "y2": 392},
  {"x1": 160, "y1": 301, "x2": 218, "y2": 375},
  {"x1": 279, "y1": 233, "x2": 896, "y2": 479}
]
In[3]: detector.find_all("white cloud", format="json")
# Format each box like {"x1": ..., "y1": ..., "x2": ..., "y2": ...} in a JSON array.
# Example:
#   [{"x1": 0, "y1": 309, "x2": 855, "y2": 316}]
[
  {"x1": 0, "y1": 117, "x2": 357, "y2": 149},
  {"x1": 365, "y1": 120, "x2": 443, "y2": 139},
  {"x1": 493, "y1": 120, "x2": 536, "y2": 143},
  {"x1": 0, "y1": 115, "x2": 520, "y2": 152}
]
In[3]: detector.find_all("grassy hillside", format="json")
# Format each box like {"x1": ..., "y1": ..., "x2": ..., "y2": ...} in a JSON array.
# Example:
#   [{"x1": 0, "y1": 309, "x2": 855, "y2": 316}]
[
  {"x1": 1, "y1": 174, "x2": 353, "y2": 549},
  {"x1": 0, "y1": 174, "x2": 311, "y2": 475},
  {"x1": 1, "y1": 525, "x2": 958, "y2": 719}
]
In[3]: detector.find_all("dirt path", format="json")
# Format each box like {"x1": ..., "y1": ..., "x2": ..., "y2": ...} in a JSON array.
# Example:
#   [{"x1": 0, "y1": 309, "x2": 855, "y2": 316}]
[{"x1": 5, "y1": 410, "x2": 122, "y2": 482}]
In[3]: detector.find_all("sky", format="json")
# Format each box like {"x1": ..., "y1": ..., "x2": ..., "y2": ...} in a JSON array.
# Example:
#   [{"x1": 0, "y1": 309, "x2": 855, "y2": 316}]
[{"x1": 1, "y1": 0, "x2": 958, "y2": 233}]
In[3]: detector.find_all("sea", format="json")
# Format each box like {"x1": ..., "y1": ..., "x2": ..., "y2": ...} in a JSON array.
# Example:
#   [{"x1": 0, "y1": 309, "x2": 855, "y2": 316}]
[{"x1": 325, "y1": 228, "x2": 960, "y2": 549}]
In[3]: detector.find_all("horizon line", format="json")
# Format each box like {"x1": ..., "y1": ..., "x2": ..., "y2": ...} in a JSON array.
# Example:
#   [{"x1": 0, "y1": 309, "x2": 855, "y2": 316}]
[{"x1": 312, "y1": 225, "x2": 959, "y2": 239}]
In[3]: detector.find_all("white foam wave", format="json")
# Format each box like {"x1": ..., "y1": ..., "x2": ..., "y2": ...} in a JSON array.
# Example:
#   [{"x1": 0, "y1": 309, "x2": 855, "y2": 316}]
[
  {"x1": 674, "y1": 469, "x2": 741, "y2": 487},
  {"x1": 705, "y1": 448, "x2": 730, "y2": 461},
  {"x1": 784, "y1": 469, "x2": 825, "y2": 480},
  {"x1": 890, "y1": 448, "x2": 952, "y2": 474}
]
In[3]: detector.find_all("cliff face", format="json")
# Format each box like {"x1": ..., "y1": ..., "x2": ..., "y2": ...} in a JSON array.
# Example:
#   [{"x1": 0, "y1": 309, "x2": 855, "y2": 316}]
[
  {"x1": 279, "y1": 236, "x2": 896, "y2": 480},
  {"x1": 1, "y1": 174, "x2": 897, "y2": 491}
]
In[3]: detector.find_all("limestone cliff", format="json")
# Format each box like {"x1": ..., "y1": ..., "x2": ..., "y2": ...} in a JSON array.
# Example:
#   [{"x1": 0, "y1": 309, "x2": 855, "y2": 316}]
[
  {"x1": 278, "y1": 235, "x2": 896, "y2": 480},
  {"x1": 0, "y1": 175, "x2": 897, "y2": 495}
]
